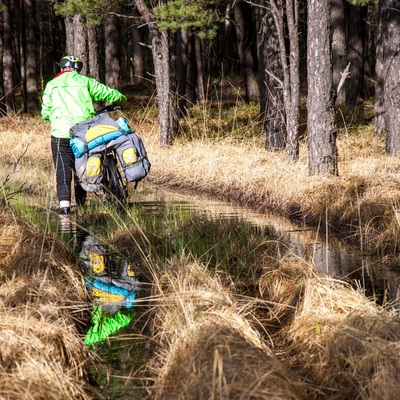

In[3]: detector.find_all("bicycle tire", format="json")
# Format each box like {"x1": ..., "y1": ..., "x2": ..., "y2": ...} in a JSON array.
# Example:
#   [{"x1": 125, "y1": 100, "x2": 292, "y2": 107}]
[{"x1": 103, "y1": 154, "x2": 128, "y2": 204}]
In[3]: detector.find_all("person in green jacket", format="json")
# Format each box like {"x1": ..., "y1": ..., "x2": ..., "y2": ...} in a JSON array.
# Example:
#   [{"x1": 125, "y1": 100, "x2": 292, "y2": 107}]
[{"x1": 41, "y1": 55, "x2": 127, "y2": 215}]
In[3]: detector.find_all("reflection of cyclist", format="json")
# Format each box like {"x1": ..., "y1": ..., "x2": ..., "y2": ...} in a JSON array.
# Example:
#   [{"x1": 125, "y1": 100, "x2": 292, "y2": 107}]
[
  {"x1": 79, "y1": 234, "x2": 139, "y2": 345},
  {"x1": 80, "y1": 235, "x2": 139, "y2": 313},
  {"x1": 41, "y1": 55, "x2": 127, "y2": 215}
]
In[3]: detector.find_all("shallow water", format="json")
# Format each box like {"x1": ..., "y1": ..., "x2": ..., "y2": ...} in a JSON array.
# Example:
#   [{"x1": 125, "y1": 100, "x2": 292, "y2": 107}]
[{"x1": 49, "y1": 183, "x2": 400, "y2": 398}]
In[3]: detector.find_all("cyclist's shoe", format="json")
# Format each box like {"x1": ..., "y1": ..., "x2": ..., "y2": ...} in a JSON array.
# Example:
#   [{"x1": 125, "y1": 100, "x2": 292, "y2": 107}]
[{"x1": 60, "y1": 207, "x2": 70, "y2": 215}]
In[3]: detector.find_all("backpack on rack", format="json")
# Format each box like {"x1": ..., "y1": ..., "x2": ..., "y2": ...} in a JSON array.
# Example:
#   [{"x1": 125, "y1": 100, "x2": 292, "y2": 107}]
[{"x1": 70, "y1": 113, "x2": 151, "y2": 192}]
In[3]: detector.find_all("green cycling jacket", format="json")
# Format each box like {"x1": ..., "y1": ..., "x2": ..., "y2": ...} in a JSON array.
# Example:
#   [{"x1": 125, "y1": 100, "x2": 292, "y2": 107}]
[{"x1": 41, "y1": 70, "x2": 127, "y2": 139}]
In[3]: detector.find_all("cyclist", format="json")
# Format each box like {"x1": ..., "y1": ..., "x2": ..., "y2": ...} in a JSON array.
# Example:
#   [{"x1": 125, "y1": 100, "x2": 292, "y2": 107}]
[{"x1": 41, "y1": 55, "x2": 127, "y2": 215}]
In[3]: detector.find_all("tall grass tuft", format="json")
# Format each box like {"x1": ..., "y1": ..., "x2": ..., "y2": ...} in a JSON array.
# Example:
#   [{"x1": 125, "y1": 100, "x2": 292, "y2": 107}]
[
  {"x1": 147, "y1": 260, "x2": 310, "y2": 399},
  {"x1": 0, "y1": 208, "x2": 94, "y2": 399}
]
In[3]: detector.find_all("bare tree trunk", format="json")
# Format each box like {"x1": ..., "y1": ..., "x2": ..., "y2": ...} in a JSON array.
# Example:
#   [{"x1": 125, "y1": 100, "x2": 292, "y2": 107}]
[
  {"x1": 374, "y1": 1, "x2": 386, "y2": 136},
  {"x1": 104, "y1": 14, "x2": 120, "y2": 89},
  {"x1": 194, "y1": 35, "x2": 205, "y2": 103},
  {"x1": 19, "y1": 0, "x2": 28, "y2": 113},
  {"x1": 3, "y1": 0, "x2": 15, "y2": 113},
  {"x1": 65, "y1": 14, "x2": 88, "y2": 75},
  {"x1": 258, "y1": 0, "x2": 300, "y2": 160},
  {"x1": 131, "y1": 23, "x2": 145, "y2": 85},
  {"x1": 259, "y1": 6, "x2": 286, "y2": 150},
  {"x1": 381, "y1": 0, "x2": 400, "y2": 155},
  {"x1": 25, "y1": 0, "x2": 39, "y2": 111},
  {"x1": 346, "y1": 3, "x2": 366, "y2": 114},
  {"x1": 307, "y1": 0, "x2": 338, "y2": 176},
  {"x1": 177, "y1": 29, "x2": 189, "y2": 115},
  {"x1": 233, "y1": 0, "x2": 259, "y2": 103},
  {"x1": 284, "y1": 0, "x2": 300, "y2": 161},
  {"x1": 87, "y1": 25, "x2": 100, "y2": 81},
  {"x1": 331, "y1": 0, "x2": 347, "y2": 105},
  {"x1": 133, "y1": 0, "x2": 178, "y2": 146}
]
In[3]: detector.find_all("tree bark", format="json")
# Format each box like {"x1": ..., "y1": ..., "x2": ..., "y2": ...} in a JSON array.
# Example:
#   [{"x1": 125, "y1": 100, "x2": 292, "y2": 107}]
[
  {"x1": 105, "y1": 14, "x2": 120, "y2": 89},
  {"x1": 331, "y1": 0, "x2": 347, "y2": 105},
  {"x1": 259, "y1": 4, "x2": 286, "y2": 151},
  {"x1": 257, "y1": 0, "x2": 300, "y2": 160},
  {"x1": 3, "y1": 0, "x2": 15, "y2": 113},
  {"x1": 381, "y1": 0, "x2": 400, "y2": 155},
  {"x1": 194, "y1": 35, "x2": 205, "y2": 104},
  {"x1": 24, "y1": 0, "x2": 39, "y2": 112},
  {"x1": 374, "y1": 1, "x2": 385, "y2": 136},
  {"x1": 131, "y1": 22, "x2": 145, "y2": 85},
  {"x1": 133, "y1": 0, "x2": 178, "y2": 146},
  {"x1": 65, "y1": 14, "x2": 87, "y2": 75},
  {"x1": 307, "y1": 0, "x2": 338, "y2": 176},
  {"x1": 233, "y1": 0, "x2": 259, "y2": 103},
  {"x1": 346, "y1": 3, "x2": 366, "y2": 113},
  {"x1": 284, "y1": 0, "x2": 300, "y2": 162},
  {"x1": 177, "y1": 29, "x2": 189, "y2": 115},
  {"x1": 87, "y1": 25, "x2": 101, "y2": 81}
]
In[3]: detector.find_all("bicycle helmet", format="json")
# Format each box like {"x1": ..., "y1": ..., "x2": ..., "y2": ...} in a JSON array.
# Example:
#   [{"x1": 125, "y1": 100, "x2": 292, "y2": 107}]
[{"x1": 60, "y1": 55, "x2": 83, "y2": 72}]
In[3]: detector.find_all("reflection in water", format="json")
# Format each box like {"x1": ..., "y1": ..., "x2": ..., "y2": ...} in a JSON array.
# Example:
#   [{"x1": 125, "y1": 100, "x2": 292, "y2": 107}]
[
  {"x1": 137, "y1": 187, "x2": 400, "y2": 309},
  {"x1": 79, "y1": 234, "x2": 139, "y2": 346}
]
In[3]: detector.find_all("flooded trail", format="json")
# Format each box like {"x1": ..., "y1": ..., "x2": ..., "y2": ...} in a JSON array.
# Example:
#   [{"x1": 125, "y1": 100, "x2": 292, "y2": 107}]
[{"x1": 54, "y1": 183, "x2": 400, "y2": 312}]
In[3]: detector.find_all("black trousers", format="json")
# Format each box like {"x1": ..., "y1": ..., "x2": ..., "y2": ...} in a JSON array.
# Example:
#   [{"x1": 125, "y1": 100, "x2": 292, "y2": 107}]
[{"x1": 51, "y1": 136, "x2": 86, "y2": 205}]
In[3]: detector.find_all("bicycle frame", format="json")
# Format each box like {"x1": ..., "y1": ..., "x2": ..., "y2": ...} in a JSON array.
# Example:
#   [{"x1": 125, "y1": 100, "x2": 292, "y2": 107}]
[{"x1": 101, "y1": 149, "x2": 128, "y2": 204}]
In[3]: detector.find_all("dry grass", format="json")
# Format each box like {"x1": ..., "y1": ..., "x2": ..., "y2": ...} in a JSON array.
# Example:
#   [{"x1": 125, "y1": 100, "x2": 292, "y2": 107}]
[
  {"x1": 148, "y1": 260, "x2": 310, "y2": 400},
  {"x1": 0, "y1": 208, "x2": 93, "y2": 399},
  {"x1": 267, "y1": 261, "x2": 400, "y2": 400}
]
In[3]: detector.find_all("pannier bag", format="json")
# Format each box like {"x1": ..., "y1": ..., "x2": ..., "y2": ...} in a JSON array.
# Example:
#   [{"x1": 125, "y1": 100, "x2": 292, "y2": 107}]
[
  {"x1": 75, "y1": 154, "x2": 103, "y2": 192},
  {"x1": 70, "y1": 113, "x2": 151, "y2": 192}
]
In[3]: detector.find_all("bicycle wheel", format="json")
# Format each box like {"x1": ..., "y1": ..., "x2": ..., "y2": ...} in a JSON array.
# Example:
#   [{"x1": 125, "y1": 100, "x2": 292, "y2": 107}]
[{"x1": 103, "y1": 154, "x2": 128, "y2": 204}]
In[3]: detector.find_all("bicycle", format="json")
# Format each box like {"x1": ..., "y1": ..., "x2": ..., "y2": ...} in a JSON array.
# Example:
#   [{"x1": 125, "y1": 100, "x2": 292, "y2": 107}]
[
  {"x1": 71, "y1": 103, "x2": 150, "y2": 207},
  {"x1": 96, "y1": 104, "x2": 129, "y2": 205}
]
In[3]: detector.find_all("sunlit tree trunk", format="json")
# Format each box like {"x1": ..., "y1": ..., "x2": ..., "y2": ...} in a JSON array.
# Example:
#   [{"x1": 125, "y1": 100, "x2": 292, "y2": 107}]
[
  {"x1": 134, "y1": 0, "x2": 178, "y2": 146},
  {"x1": 307, "y1": 0, "x2": 338, "y2": 176},
  {"x1": 284, "y1": 0, "x2": 300, "y2": 162},
  {"x1": 65, "y1": 15, "x2": 88, "y2": 75},
  {"x1": 194, "y1": 35, "x2": 205, "y2": 104}
]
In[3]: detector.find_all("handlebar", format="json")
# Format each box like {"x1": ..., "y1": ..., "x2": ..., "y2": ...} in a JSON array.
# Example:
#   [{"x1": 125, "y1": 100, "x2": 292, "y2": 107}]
[{"x1": 97, "y1": 103, "x2": 121, "y2": 114}]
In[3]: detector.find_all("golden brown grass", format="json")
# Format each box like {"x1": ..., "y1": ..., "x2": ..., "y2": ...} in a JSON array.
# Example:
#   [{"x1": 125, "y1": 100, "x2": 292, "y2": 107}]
[
  {"x1": 148, "y1": 260, "x2": 310, "y2": 400},
  {"x1": 0, "y1": 208, "x2": 94, "y2": 399},
  {"x1": 257, "y1": 260, "x2": 400, "y2": 400}
]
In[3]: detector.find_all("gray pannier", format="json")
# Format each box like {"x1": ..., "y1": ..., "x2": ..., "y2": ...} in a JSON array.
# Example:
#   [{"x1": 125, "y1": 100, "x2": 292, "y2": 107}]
[{"x1": 70, "y1": 115, "x2": 151, "y2": 192}]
